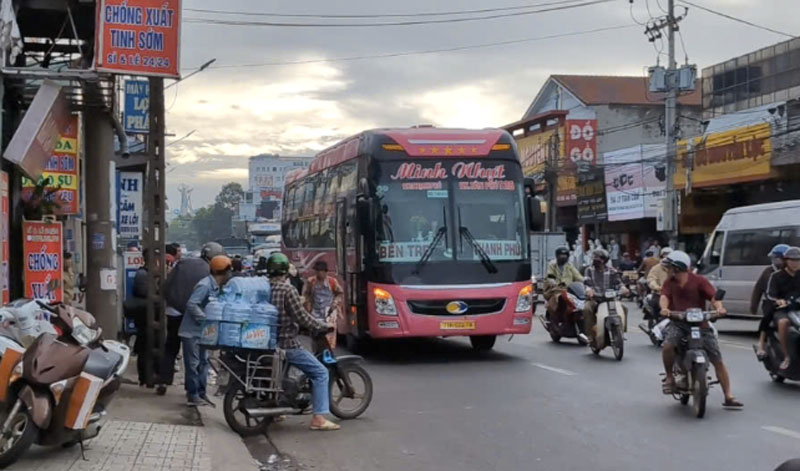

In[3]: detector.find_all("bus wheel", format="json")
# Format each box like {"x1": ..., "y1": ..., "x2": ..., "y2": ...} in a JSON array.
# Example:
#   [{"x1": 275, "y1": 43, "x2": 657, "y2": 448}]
[{"x1": 470, "y1": 335, "x2": 496, "y2": 352}]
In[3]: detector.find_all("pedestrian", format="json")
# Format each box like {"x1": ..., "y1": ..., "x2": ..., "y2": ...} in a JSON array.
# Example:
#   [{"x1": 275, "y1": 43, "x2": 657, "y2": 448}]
[
  {"x1": 609, "y1": 239, "x2": 620, "y2": 268},
  {"x1": 288, "y1": 263, "x2": 304, "y2": 293},
  {"x1": 302, "y1": 260, "x2": 344, "y2": 350},
  {"x1": 255, "y1": 256, "x2": 268, "y2": 277},
  {"x1": 179, "y1": 255, "x2": 233, "y2": 407},
  {"x1": 156, "y1": 242, "x2": 222, "y2": 396},
  {"x1": 231, "y1": 257, "x2": 246, "y2": 277},
  {"x1": 62, "y1": 252, "x2": 75, "y2": 306},
  {"x1": 126, "y1": 250, "x2": 158, "y2": 387}
]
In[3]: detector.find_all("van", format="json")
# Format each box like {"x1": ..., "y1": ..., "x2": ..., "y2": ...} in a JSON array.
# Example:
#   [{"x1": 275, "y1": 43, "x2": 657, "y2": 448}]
[{"x1": 697, "y1": 200, "x2": 800, "y2": 319}]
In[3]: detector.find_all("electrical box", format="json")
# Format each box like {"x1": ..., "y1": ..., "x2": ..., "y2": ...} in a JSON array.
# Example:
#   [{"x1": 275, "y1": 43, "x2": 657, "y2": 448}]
[
  {"x1": 678, "y1": 65, "x2": 697, "y2": 91},
  {"x1": 648, "y1": 66, "x2": 667, "y2": 92}
]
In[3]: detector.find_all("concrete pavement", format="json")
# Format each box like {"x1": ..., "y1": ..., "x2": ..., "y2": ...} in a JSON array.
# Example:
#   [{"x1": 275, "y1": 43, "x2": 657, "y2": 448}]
[{"x1": 267, "y1": 305, "x2": 800, "y2": 471}]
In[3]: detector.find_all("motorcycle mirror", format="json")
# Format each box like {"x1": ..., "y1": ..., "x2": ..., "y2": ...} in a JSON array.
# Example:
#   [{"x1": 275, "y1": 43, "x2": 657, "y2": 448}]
[{"x1": 714, "y1": 289, "x2": 726, "y2": 301}]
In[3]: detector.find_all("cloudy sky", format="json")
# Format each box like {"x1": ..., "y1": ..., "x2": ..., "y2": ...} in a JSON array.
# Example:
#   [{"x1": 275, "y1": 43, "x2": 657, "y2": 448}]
[{"x1": 164, "y1": 0, "x2": 799, "y2": 209}]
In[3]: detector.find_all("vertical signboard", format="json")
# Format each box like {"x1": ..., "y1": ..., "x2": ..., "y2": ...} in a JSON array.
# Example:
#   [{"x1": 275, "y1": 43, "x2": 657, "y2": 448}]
[
  {"x1": 21, "y1": 116, "x2": 80, "y2": 215},
  {"x1": 23, "y1": 220, "x2": 63, "y2": 303},
  {"x1": 116, "y1": 171, "x2": 143, "y2": 239},
  {"x1": 576, "y1": 167, "x2": 607, "y2": 223},
  {"x1": 95, "y1": 0, "x2": 182, "y2": 77},
  {"x1": 123, "y1": 80, "x2": 150, "y2": 134},
  {"x1": 559, "y1": 119, "x2": 597, "y2": 207},
  {"x1": 0, "y1": 172, "x2": 9, "y2": 304}
]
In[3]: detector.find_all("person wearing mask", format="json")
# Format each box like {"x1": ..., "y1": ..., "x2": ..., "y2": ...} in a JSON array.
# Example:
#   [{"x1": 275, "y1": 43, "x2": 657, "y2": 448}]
[
  {"x1": 754, "y1": 244, "x2": 790, "y2": 359},
  {"x1": 646, "y1": 248, "x2": 674, "y2": 341},
  {"x1": 62, "y1": 252, "x2": 75, "y2": 306},
  {"x1": 544, "y1": 247, "x2": 584, "y2": 323},
  {"x1": 303, "y1": 260, "x2": 344, "y2": 350},
  {"x1": 618, "y1": 252, "x2": 638, "y2": 271},
  {"x1": 659, "y1": 250, "x2": 742, "y2": 409},
  {"x1": 583, "y1": 249, "x2": 628, "y2": 342},
  {"x1": 267, "y1": 253, "x2": 340, "y2": 431},
  {"x1": 764, "y1": 246, "x2": 800, "y2": 370},
  {"x1": 156, "y1": 242, "x2": 222, "y2": 396},
  {"x1": 179, "y1": 255, "x2": 233, "y2": 407},
  {"x1": 288, "y1": 263, "x2": 304, "y2": 294}
]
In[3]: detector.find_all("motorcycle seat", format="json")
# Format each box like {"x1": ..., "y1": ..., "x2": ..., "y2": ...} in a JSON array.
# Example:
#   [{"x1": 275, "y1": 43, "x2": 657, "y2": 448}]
[{"x1": 83, "y1": 347, "x2": 123, "y2": 381}]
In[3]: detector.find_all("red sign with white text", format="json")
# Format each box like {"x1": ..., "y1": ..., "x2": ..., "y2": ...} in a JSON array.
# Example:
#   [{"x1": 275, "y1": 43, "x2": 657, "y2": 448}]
[
  {"x1": 23, "y1": 220, "x2": 63, "y2": 303},
  {"x1": 95, "y1": 0, "x2": 181, "y2": 77},
  {"x1": 565, "y1": 119, "x2": 597, "y2": 166}
]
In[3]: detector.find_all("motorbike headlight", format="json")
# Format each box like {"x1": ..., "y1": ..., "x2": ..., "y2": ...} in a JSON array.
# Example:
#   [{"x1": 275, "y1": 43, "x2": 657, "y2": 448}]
[
  {"x1": 515, "y1": 285, "x2": 533, "y2": 312},
  {"x1": 686, "y1": 309, "x2": 705, "y2": 323},
  {"x1": 373, "y1": 288, "x2": 397, "y2": 316}
]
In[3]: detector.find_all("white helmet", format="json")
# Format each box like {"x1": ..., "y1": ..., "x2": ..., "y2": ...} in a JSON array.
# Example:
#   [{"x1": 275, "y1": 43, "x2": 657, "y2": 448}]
[
  {"x1": 665, "y1": 250, "x2": 691, "y2": 272},
  {"x1": 660, "y1": 247, "x2": 673, "y2": 257}
]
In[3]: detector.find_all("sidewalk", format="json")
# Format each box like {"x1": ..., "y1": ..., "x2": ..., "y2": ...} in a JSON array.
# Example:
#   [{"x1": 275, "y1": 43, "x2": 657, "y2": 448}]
[{"x1": 15, "y1": 357, "x2": 261, "y2": 471}]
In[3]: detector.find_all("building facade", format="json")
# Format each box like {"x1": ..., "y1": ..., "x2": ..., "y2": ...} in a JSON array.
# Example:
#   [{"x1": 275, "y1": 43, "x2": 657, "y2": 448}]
[{"x1": 239, "y1": 154, "x2": 312, "y2": 222}]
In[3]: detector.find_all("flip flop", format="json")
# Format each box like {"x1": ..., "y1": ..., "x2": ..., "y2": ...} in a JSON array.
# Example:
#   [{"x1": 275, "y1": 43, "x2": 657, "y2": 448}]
[
  {"x1": 310, "y1": 420, "x2": 341, "y2": 431},
  {"x1": 722, "y1": 398, "x2": 743, "y2": 409},
  {"x1": 662, "y1": 381, "x2": 675, "y2": 395}
]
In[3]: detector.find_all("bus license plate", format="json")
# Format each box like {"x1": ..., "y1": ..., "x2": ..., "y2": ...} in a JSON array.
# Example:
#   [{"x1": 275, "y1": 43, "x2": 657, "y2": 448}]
[{"x1": 440, "y1": 320, "x2": 476, "y2": 330}]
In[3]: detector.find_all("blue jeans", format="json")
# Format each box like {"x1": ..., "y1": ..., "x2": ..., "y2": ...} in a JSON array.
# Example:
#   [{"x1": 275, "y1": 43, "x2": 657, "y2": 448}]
[
  {"x1": 181, "y1": 337, "x2": 208, "y2": 400},
  {"x1": 285, "y1": 348, "x2": 330, "y2": 415}
]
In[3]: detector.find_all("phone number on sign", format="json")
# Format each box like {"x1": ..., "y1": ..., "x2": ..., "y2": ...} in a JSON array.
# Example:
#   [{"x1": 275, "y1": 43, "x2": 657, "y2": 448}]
[{"x1": 458, "y1": 180, "x2": 515, "y2": 191}]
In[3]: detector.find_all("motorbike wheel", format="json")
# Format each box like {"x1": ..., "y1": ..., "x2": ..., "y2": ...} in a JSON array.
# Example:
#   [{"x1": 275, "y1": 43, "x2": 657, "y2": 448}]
[
  {"x1": 223, "y1": 383, "x2": 272, "y2": 437},
  {"x1": 612, "y1": 325, "x2": 624, "y2": 361},
  {"x1": 770, "y1": 372, "x2": 786, "y2": 383},
  {"x1": 549, "y1": 331, "x2": 561, "y2": 343},
  {"x1": 647, "y1": 319, "x2": 661, "y2": 347},
  {"x1": 692, "y1": 365, "x2": 708, "y2": 419},
  {"x1": 469, "y1": 335, "x2": 496, "y2": 352},
  {"x1": 679, "y1": 394, "x2": 690, "y2": 405},
  {"x1": 329, "y1": 363, "x2": 373, "y2": 420},
  {"x1": 589, "y1": 340, "x2": 600, "y2": 355},
  {"x1": 0, "y1": 400, "x2": 38, "y2": 468}
]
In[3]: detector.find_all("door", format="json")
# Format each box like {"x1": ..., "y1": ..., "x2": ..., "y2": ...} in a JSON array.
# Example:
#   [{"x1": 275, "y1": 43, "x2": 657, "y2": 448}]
[{"x1": 335, "y1": 198, "x2": 347, "y2": 278}]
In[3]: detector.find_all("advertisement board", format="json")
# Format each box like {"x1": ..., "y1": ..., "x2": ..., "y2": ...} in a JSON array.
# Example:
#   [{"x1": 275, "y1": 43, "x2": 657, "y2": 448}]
[
  {"x1": 23, "y1": 220, "x2": 63, "y2": 303},
  {"x1": 123, "y1": 79, "x2": 149, "y2": 134},
  {"x1": 565, "y1": 119, "x2": 597, "y2": 166},
  {"x1": 604, "y1": 145, "x2": 666, "y2": 221},
  {"x1": 0, "y1": 172, "x2": 9, "y2": 304},
  {"x1": 117, "y1": 171, "x2": 143, "y2": 239},
  {"x1": 515, "y1": 128, "x2": 562, "y2": 177},
  {"x1": 21, "y1": 116, "x2": 80, "y2": 215},
  {"x1": 95, "y1": 0, "x2": 182, "y2": 77},
  {"x1": 576, "y1": 167, "x2": 607, "y2": 223}
]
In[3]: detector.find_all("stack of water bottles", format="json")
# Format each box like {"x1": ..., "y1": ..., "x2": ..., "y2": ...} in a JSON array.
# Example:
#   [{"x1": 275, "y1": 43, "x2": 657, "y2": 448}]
[{"x1": 199, "y1": 277, "x2": 280, "y2": 350}]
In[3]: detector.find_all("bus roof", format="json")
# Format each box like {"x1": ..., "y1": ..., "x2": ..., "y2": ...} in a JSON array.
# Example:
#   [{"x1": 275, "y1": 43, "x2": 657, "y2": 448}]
[{"x1": 286, "y1": 127, "x2": 511, "y2": 185}]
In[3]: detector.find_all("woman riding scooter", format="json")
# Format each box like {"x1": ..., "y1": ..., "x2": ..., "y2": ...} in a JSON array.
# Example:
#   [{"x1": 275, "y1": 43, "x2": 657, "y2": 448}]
[{"x1": 754, "y1": 244, "x2": 790, "y2": 359}]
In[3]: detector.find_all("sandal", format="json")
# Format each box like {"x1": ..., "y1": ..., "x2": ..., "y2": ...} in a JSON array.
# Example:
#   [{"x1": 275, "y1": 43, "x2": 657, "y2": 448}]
[
  {"x1": 662, "y1": 379, "x2": 675, "y2": 395},
  {"x1": 722, "y1": 398, "x2": 743, "y2": 409},
  {"x1": 310, "y1": 420, "x2": 341, "y2": 431}
]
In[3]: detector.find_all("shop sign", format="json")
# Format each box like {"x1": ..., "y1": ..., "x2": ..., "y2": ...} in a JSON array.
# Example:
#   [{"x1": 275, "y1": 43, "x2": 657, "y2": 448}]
[
  {"x1": 123, "y1": 251, "x2": 144, "y2": 299},
  {"x1": 23, "y1": 220, "x2": 63, "y2": 303},
  {"x1": 21, "y1": 116, "x2": 80, "y2": 215},
  {"x1": 515, "y1": 127, "x2": 562, "y2": 177},
  {"x1": 117, "y1": 171, "x2": 143, "y2": 239},
  {"x1": 95, "y1": 0, "x2": 182, "y2": 77},
  {"x1": 576, "y1": 167, "x2": 607, "y2": 222},
  {"x1": 604, "y1": 145, "x2": 667, "y2": 222},
  {"x1": 676, "y1": 122, "x2": 772, "y2": 188},
  {"x1": 123, "y1": 79, "x2": 149, "y2": 134}
]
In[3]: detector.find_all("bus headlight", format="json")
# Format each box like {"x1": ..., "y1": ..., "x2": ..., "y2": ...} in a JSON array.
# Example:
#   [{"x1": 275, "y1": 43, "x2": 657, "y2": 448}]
[
  {"x1": 373, "y1": 288, "x2": 397, "y2": 316},
  {"x1": 515, "y1": 285, "x2": 533, "y2": 313}
]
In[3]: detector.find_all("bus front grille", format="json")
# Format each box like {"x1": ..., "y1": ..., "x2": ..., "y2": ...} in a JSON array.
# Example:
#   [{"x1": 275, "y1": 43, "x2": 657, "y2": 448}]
[{"x1": 407, "y1": 299, "x2": 506, "y2": 316}]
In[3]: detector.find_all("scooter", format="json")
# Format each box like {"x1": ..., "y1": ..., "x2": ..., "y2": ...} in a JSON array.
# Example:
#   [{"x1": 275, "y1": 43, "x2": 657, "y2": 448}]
[
  {"x1": 0, "y1": 299, "x2": 59, "y2": 355},
  {"x1": 0, "y1": 302, "x2": 130, "y2": 468},
  {"x1": 589, "y1": 290, "x2": 626, "y2": 361},
  {"x1": 540, "y1": 282, "x2": 589, "y2": 345},
  {"x1": 215, "y1": 329, "x2": 373, "y2": 437},
  {"x1": 639, "y1": 291, "x2": 667, "y2": 347},
  {"x1": 753, "y1": 299, "x2": 800, "y2": 383}
]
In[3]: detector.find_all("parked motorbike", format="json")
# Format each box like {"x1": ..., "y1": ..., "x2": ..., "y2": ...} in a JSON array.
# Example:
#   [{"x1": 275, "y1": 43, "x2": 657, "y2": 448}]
[
  {"x1": 0, "y1": 299, "x2": 59, "y2": 355},
  {"x1": 216, "y1": 330, "x2": 373, "y2": 436},
  {"x1": 0, "y1": 301, "x2": 130, "y2": 468},
  {"x1": 540, "y1": 282, "x2": 589, "y2": 345},
  {"x1": 661, "y1": 292, "x2": 724, "y2": 419},
  {"x1": 753, "y1": 298, "x2": 800, "y2": 383},
  {"x1": 589, "y1": 290, "x2": 626, "y2": 360}
]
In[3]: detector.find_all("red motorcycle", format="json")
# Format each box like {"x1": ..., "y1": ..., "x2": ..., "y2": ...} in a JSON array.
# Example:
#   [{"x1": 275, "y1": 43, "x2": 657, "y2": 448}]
[{"x1": 540, "y1": 282, "x2": 589, "y2": 345}]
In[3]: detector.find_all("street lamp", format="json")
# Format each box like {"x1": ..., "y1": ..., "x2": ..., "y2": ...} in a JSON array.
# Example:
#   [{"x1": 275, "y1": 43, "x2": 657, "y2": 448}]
[{"x1": 165, "y1": 58, "x2": 216, "y2": 90}]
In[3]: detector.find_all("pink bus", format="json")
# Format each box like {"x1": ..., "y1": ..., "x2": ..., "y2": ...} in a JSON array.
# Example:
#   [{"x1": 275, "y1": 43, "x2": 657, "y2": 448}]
[{"x1": 282, "y1": 127, "x2": 543, "y2": 352}]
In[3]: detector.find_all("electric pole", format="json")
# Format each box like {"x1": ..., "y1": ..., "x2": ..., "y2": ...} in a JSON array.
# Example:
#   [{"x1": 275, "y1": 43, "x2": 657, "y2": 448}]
[{"x1": 663, "y1": 0, "x2": 678, "y2": 240}]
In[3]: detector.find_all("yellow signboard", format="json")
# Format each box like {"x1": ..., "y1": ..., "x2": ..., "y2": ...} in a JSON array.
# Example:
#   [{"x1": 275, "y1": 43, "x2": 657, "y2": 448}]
[
  {"x1": 515, "y1": 127, "x2": 564, "y2": 176},
  {"x1": 676, "y1": 123, "x2": 772, "y2": 188}
]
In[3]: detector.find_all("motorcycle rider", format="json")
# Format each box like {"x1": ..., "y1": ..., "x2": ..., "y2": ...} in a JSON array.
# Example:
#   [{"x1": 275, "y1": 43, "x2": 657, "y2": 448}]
[
  {"x1": 646, "y1": 247, "x2": 674, "y2": 341},
  {"x1": 267, "y1": 253, "x2": 341, "y2": 431},
  {"x1": 659, "y1": 250, "x2": 743, "y2": 408},
  {"x1": 544, "y1": 246, "x2": 584, "y2": 323},
  {"x1": 583, "y1": 249, "x2": 628, "y2": 343},
  {"x1": 764, "y1": 246, "x2": 800, "y2": 370},
  {"x1": 754, "y1": 244, "x2": 789, "y2": 359}
]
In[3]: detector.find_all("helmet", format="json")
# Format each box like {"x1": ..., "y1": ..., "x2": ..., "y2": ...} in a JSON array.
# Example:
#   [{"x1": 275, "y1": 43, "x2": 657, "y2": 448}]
[
  {"x1": 267, "y1": 253, "x2": 290, "y2": 277},
  {"x1": 209, "y1": 255, "x2": 232, "y2": 274},
  {"x1": 201, "y1": 242, "x2": 225, "y2": 261},
  {"x1": 783, "y1": 247, "x2": 800, "y2": 260},
  {"x1": 593, "y1": 249, "x2": 609, "y2": 261},
  {"x1": 665, "y1": 250, "x2": 691, "y2": 272},
  {"x1": 555, "y1": 246, "x2": 570, "y2": 257},
  {"x1": 660, "y1": 247, "x2": 673, "y2": 257},
  {"x1": 768, "y1": 244, "x2": 791, "y2": 258}
]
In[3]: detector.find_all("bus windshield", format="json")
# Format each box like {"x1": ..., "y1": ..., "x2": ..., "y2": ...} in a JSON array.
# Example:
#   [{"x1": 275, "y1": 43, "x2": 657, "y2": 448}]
[{"x1": 372, "y1": 158, "x2": 528, "y2": 265}]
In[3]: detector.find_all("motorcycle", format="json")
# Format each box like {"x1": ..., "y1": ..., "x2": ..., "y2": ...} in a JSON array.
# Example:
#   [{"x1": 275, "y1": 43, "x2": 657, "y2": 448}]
[
  {"x1": 621, "y1": 271, "x2": 639, "y2": 303},
  {"x1": 0, "y1": 301, "x2": 130, "y2": 467},
  {"x1": 589, "y1": 290, "x2": 626, "y2": 361},
  {"x1": 215, "y1": 330, "x2": 373, "y2": 436},
  {"x1": 540, "y1": 282, "x2": 589, "y2": 345},
  {"x1": 753, "y1": 298, "x2": 800, "y2": 383},
  {"x1": 0, "y1": 299, "x2": 59, "y2": 355},
  {"x1": 661, "y1": 291, "x2": 724, "y2": 419},
  {"x1": 639, "y1": 291, "x2": 667, "y2": 347}
]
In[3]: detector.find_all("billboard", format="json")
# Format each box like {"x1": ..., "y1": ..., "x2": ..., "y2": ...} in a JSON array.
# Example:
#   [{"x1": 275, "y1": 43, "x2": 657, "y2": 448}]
[
  {"x1": 23, "y1": 220, "x2": 63, "y2": 303},
  {"x1": 21, "y1": 116, "x2": 80, "y2": 215},
  {"x1": 117, "y1": 171, "x2": 143, "y2": 239},
  {"x1": 515, "y1": 128, "x2": 562, "y2": 177},
  {"x1": 123, "y1": 79, "x2": 149, "y2": 134},
  {"x1": 604, "y1": 145, "x2": 667, "y2": 221},
  {"x1": 576, "y1": 167, "x2": 606, "y2": 223},
  {"x1": 95, "y1": 0, "x2": 182, "y2": 77}
]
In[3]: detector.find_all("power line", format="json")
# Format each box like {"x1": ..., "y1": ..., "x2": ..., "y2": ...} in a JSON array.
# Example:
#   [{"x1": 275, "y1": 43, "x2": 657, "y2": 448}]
[
  {"x1": 184, "y1": 0, "x2": 615, "y2": 28},
  {"x1": 677, "y1": 0, "x2": 796, "y2": 38},
  {"x1": 184, "y1": 0, "x2": 586, "y2": 19},
  {"x1": 190, "y1": 24, "x2": 636, "y2": 71}
]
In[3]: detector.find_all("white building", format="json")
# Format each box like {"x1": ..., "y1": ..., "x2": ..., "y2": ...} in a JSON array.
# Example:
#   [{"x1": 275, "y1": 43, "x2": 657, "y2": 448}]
[{"x1": 239, "y1": 154, "x2": 312, "y2": 222}]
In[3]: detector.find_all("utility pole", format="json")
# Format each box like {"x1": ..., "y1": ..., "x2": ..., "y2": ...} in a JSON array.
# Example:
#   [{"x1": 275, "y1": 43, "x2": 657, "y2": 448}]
[{"x1": 663, "y1": 0, "x2": 679, "y2": 240}]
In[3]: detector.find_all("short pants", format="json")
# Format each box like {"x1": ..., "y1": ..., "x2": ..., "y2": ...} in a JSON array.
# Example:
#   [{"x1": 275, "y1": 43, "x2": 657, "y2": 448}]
[{"x1": 663, "y1": 323, "x2": 722, "y2": 364}]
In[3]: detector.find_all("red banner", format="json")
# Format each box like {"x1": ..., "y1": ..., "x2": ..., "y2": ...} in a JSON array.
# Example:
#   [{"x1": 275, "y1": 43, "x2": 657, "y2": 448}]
[
  {"x1": 23, "y1": 220, "x2": 63, "y2": 303},
  {"x1": 1, "y1": 172, "x2": 9, "y2": 304},
  {"x1": 565, "y1": 119, "x2": 597, "y2": 166},
  {"x1": 95, "y1": 0, "x2": 182, "y2": 77},
  {"x1": 21, "y1": 116, "x2": 79, "y2": 215}
]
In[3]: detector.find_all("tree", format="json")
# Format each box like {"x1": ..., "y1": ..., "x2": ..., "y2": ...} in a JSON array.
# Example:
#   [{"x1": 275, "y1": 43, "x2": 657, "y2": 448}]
[
  {"x1": 166, "y1": 215, "x2": 199, "y2": 250},
  {"x1": 192, "y1": 203, "x2": 233, "y2": 244},
  {"x1": 216, "y1": 182, "x2": 244, "y2": 212}
]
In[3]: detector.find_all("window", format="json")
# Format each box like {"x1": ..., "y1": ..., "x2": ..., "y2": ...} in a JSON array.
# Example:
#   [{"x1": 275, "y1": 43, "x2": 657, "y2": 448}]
[
  {"x1": 314, "y1": 170, "x2": 330, "y2": 215},
  {"x1": 699, "y1": 231, "x2": 725, "y2": 274},
  {"x1": 724, "y1": 227, "x2": 800, "y2": 266}
]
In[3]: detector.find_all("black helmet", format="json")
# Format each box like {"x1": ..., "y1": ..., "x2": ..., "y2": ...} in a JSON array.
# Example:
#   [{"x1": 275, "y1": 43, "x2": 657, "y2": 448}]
[
  {"x1": 783, "y1": 247, "x2": 800, "y2": 260},
  {"x1": 555, "y1": 246, "x2": 570, "y2": 257},
  {"x1": 267, "y1": 252, "x2": 290, "y2": 277}
]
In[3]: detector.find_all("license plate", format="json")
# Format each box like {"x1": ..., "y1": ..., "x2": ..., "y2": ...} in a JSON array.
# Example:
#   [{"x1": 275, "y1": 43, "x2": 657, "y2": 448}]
[
  {"x1": 440, "y1": 320, "x2": 476, "y2": 330},
  {"x1": 691, "y1": 328, "x2": 701, "y2": 339}
]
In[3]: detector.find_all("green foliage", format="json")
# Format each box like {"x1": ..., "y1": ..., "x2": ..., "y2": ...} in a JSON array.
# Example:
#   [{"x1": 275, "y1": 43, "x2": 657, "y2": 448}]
[{"x1": 168, "y1": 182, "x2": 241, "y2": 247}]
